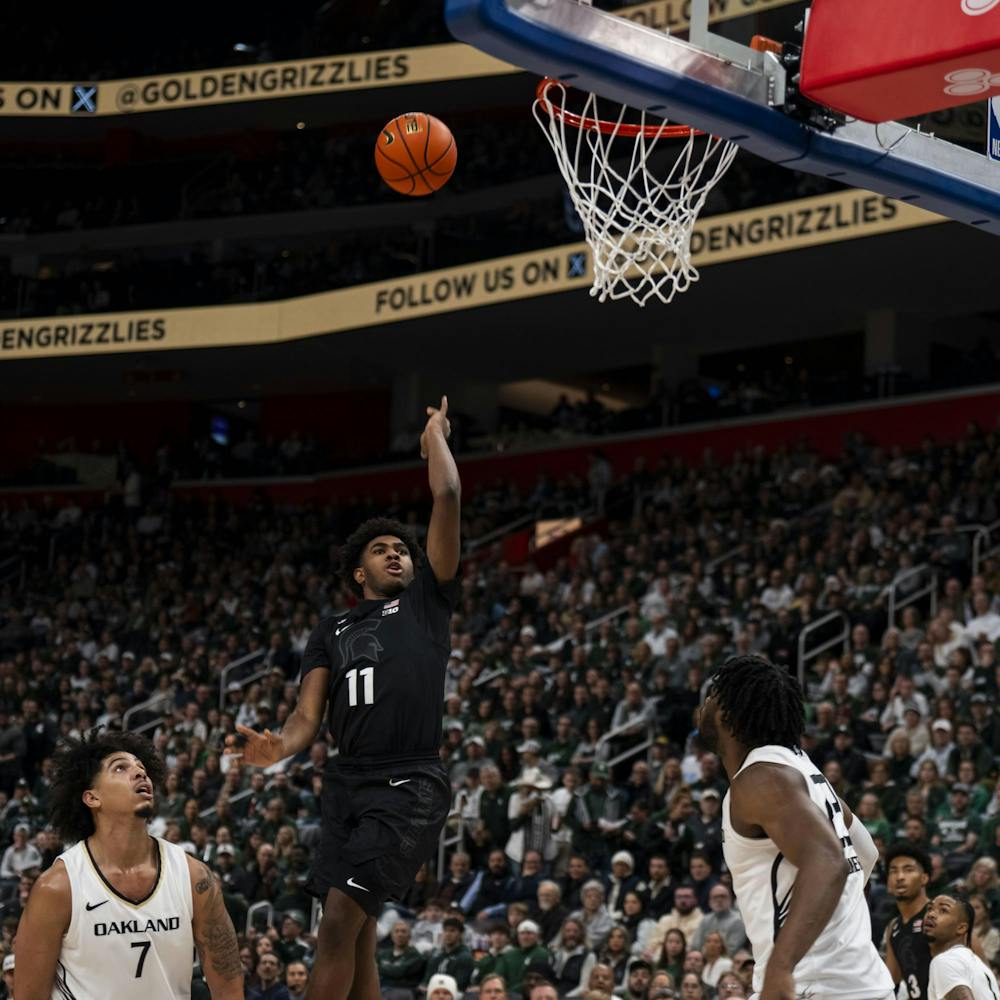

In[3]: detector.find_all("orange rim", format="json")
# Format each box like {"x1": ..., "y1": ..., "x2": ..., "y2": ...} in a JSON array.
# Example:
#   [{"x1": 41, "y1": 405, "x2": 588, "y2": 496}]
[{"x1": 536, "y1": 77, "x2": 701, "y2": 138}]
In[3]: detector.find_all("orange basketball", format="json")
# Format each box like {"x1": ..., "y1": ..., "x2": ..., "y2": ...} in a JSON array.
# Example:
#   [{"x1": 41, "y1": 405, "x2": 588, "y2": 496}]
[{"x1": 375, "y1": 112, "x2": 457, "y2": 196}]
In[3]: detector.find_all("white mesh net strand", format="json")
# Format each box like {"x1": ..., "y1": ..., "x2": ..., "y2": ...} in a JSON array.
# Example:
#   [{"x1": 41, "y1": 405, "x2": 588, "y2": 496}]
[{"x1": 533, "y1": 81, "x2": 739, "y2": 307}]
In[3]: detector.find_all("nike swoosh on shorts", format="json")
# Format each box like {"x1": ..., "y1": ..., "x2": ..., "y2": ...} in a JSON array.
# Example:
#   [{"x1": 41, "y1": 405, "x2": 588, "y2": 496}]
[
  {"x1": 389, "y1": 778, "x2": 411, "y2": 787},
  {"x1": 347, "y1": 876, "x2": 370, "y2": 892}
]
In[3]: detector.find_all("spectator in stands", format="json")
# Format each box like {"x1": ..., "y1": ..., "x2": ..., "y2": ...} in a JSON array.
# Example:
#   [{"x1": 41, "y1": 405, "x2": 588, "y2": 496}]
[
  {"x1": 571, "y1": 880, "x2": 615, "y2": 951},
  {"x1": 284, "y1": 960, "x2": 308, "y2": 997},
  {"x1": 534, "y1": 880, "x2": 570, "y2": 947},
  {"x1": 690, "y1": 885, "x2": 746, "y2": 956},
  {"x1": 494, "y1": 920, "x2": 551, "y2": 996},
  {"x1": 248, "y1": 952, "x2": 290, "y2": 1000},
  {"x1": 421, "y1": 916, "x2": 474, "y2": 991},
  {"x1": 378, "y1": 921, "x2": 427, "y2": 1000},
  {"x1": 0, "y1": 824, "x2": 42, "y2": 882},
  {"x1": 551, "y1": 916, "x2": 595, "y2": 997},
  {"x1": 645, "y1": 884, "x2": 703, "y2": 960}
]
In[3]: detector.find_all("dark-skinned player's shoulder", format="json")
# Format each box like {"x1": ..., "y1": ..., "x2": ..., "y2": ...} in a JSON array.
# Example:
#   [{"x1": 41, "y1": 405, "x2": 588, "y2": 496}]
[
  {"x1": 407, "y1": 560, "x2": 461, "y2": 641},
  {"x1": 301, "y1": 614, "x2": 339, "y2": 677}
]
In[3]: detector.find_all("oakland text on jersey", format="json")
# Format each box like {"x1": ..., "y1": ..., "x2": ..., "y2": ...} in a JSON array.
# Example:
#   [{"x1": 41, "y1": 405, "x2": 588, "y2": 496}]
[{"x1": 94, "y1": 916, "x2": 181, "y2": 936}]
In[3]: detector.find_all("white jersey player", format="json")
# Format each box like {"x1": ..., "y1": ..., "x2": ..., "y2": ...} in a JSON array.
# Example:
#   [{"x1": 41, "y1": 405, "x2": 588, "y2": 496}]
[
  {"x1": 699, "y1": 654, "x2": 894, "y2": 1000},
  {"x1": 924, "y1": 894, "x2": 1000, "y2": 1000},
  {"x1": 14, "y1": 732, "x2": 243, "y2": 1000}
]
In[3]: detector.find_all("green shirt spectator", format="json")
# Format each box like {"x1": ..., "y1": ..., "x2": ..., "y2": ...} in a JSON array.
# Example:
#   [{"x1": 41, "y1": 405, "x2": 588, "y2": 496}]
[
  {"x1": 493, "y1": 920, "x2": 552, "y2": 994},
  {"x1": 378, "y1": 922, "x2": 426, "y2": 990},
  {"x1": 935, "y1": 784, "x2": 982, "y2": 854},
  {"x1": 421, "y1": 917, "x2": 475, "y2": 991}
]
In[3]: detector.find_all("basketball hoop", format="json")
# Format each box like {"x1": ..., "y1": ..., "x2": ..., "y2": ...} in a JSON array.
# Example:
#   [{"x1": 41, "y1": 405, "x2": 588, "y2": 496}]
[{"x1": 533, "y1": 78, "x2": 739, "y2": 307}]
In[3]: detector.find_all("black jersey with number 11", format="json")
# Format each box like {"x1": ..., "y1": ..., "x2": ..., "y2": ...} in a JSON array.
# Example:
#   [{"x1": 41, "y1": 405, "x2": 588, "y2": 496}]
[{"x1": 301, "y1": 562, "x2": 460, "y2": 759}]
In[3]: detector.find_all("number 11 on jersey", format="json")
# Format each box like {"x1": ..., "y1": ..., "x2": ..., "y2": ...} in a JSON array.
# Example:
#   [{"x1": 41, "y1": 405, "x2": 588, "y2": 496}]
[{"x1": 347, "y1": 666, "x2": 374, "y2": 706}]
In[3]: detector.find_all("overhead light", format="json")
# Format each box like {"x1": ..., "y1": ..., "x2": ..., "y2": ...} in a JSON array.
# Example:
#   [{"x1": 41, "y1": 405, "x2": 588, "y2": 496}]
[
  {"x1": 237, "y1": 400, "x2": 247, "y2": 409},
  {"x1": 233, "y1": 42, "x2": 255, "y2": 53},
  {"x1": 296, "y1": 121, "x2": 305, "y2": 130}
]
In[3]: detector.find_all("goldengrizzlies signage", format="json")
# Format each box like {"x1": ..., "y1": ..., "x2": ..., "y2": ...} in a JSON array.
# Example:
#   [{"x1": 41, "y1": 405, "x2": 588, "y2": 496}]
[
  {"x1": 0, "y1": 0, "x2": 806, "y2": 117},
  {"x1": 0, "y1": 190, "x2": 943, "y2": 361}
]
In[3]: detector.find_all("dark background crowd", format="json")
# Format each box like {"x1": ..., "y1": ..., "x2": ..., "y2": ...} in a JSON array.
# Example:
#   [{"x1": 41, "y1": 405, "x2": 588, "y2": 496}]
[{"x1": 2, "y1": 415, "x2": 1000, "y2": 999}]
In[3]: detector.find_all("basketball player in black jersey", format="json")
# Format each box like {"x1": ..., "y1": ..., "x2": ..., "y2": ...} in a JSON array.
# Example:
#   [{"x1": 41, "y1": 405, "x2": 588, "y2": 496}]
[
  {"x1": 227, "y1": 396, "x2": 461, "y2": 1000},
  {"x1": 885, "y1": 844, "x2": 933, "y2": 1000}
]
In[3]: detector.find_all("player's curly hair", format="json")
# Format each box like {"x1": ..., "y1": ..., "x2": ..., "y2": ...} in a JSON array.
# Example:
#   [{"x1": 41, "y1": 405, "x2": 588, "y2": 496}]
[
  {"x1": 885, "y1": 842, "x2": 932, "y2": 875},
  {"x1": 49, "y1": 730, "x2": 166, "y2": 843},
  {"x1": 708, "y1": 654, "x2": 805, "y2": 751},
  {"x1": 339, "y1": 517, "x2": 424, "y2": 597}
]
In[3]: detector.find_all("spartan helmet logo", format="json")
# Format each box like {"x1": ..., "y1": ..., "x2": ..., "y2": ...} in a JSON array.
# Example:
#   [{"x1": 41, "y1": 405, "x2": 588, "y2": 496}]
[
  {"x1": 338, "y1": 619, "x2": 384, "y2": 669},
  {"x1": 962, "y1": 0, "x2": 1000, "y2": 14}
]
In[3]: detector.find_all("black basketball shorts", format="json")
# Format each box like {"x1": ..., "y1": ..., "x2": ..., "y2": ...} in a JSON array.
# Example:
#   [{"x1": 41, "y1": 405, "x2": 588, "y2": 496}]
[{"x1": 305, "y1": 754, "x2": 452, "y2": 917}]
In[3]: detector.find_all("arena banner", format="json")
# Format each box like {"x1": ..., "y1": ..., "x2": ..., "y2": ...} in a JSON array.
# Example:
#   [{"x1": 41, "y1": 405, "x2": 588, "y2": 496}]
[
  {"x1": 0, "y1": 45, "x2": 518, "y2": 117},
  {"x1": 615, "y1": 0, "x2": 805, "y2": 32},
  {"x1": 0, "y1": 0, "x2": 805, "y2": 118},
  {"x1": 0, "y1": 190, "x2": 943, "y2": 361}
]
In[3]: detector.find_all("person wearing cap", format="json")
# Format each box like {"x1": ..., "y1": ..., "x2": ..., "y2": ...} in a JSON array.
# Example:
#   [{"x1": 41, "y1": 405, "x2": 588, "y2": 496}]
[
  {"x1": 425, "y1": 972, "x2": 460, "y2": 1000},
  {"x1": 968, "y1": 692, "x2": 1000, "y2": 754},
  {"x1": 506, "y1": 768, "x2": 558, "y2": 870},
  {"x1": 615, "y1": 958, "x2": 652, "y2": 1000},
  {"x1": 572, "y1": 763, "x2": 625, "y2": 872},
  {"x1": 912, "y1": 718, "x2": 957, "y2": 781},
  {"x1": 686, "y1": 789, "x2": 723, "y2": 873},
  {"x1": 517, "y1": 738, "x2": 558, "y2": 787},
  {"x1": 493, "y1": 920, "x2": 552, "y2": 995},
  {"x1": 606, "y1": 851, "x2": 639, "y2": 922},
  {"x1": 275, "y1": 910, "x2": 311, "y2": 967},
  {"x1": 421, "y1": 916, "x2": 474, "y2": 991},
  {"x1": 937, "y1": 782, "x2": 982, "y2": 876},
  {"x1": 2, "y1": 951, "x2": 14, "y2": 996}
]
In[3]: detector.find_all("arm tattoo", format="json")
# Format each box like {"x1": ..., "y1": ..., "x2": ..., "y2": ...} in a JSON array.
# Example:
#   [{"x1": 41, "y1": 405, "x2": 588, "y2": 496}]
[
  {"x1": 199, "y1": 906, "x2": 244, "y2": 981},
  {"x1": 193, "y1": 865, "x2": 243, "y2": 981}
]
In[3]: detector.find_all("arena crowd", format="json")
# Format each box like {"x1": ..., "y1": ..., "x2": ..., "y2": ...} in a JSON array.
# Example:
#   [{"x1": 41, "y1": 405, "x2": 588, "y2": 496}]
[{"x1": 1, "y1": 420, "x2": 1000, "y2": 999}]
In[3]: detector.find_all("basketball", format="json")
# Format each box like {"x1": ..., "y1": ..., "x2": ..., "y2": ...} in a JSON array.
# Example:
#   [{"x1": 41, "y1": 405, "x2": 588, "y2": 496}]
[{"x1": 374, "y1": 112, "x2": 457, "y2": 196}]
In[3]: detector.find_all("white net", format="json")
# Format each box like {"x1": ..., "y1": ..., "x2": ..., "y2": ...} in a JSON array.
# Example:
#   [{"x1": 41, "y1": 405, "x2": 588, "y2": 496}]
[{"x1": 533, "y1": 80, "x2": 739, "y2": 307}]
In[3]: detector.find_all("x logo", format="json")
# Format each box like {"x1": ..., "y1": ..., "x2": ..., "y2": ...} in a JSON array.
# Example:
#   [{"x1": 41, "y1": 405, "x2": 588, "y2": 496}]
[
  {"x1": 568, "y1": 252, "x2": 587, "y2": 278},
  {"x1": 71, "y1": 85, "x2": 97, "y2": 113}
]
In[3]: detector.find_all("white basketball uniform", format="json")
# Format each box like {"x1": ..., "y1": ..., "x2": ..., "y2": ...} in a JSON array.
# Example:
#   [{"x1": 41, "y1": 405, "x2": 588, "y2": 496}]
[
  {"x1": 928, "y1": 944, "x2": 1000, "y2": 1000},
  {"x1": 722, "y1": 745, "x2": 894, "y2": 999},
  {"x1": 53, "y1": 836, "x2": 195, "y2": 1000}
]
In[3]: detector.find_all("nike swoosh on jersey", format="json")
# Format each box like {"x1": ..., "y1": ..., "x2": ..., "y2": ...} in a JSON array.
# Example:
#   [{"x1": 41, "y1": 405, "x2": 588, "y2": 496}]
[
  {"x1": 85, "y1": 900, "x2": 109, "y2": 911},
  {"x1": 347, "y1": 876, "x2": 369, "y2": 892},
  {"x1": 389, "y1": 778, "x2": 411, "y2": 787},
  {"x1": 335, "y1": 622, "x2": 354, "y2": 636}
]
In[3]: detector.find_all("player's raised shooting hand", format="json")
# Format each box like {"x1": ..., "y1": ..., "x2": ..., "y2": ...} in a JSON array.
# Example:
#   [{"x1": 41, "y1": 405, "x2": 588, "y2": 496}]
[
  {"x1": 420, "y1": 395, "x2": 451, "y2": 460},
  {"x1": 225, "y1": 724, "x2": 286, "y2": 768}
]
